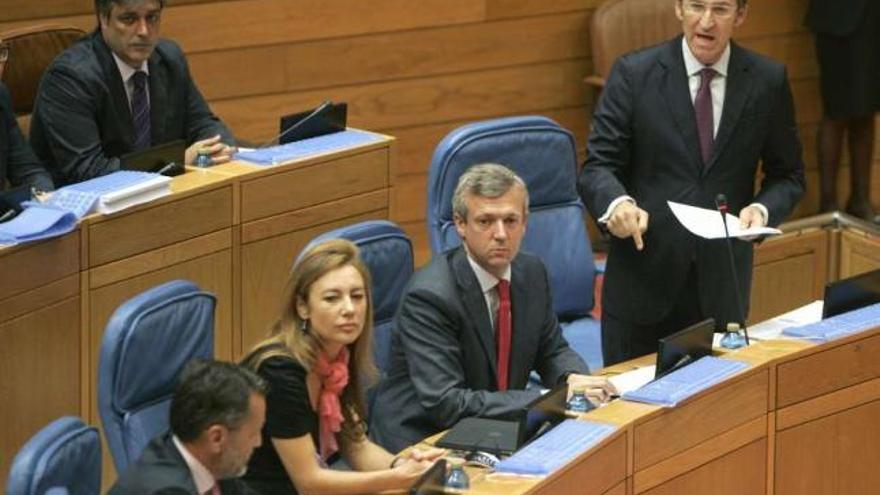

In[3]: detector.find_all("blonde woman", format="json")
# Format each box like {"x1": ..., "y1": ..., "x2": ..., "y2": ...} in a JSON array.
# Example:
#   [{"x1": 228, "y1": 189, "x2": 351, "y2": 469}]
[{"x1": 241, "y1": 239, "x2": 441, "y2": 495}]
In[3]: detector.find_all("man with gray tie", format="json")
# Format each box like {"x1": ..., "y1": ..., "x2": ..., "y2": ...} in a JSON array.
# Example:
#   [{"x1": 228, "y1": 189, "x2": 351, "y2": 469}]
[
  {"x1": 578, "y1": 0, "x2": 805, "y2": 365},
  {"x1": 30, "y1": 0, "x2": 235, "y2": 186}
]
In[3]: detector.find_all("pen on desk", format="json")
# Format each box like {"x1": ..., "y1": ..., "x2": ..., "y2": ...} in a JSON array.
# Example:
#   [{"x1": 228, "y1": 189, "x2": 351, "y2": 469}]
[{"x1": 0, "y1": 208, "x2": 16, "y2": 222}]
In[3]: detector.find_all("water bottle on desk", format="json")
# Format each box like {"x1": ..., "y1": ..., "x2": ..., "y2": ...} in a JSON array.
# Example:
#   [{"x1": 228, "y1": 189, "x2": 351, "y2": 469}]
[
  {"x1": 567, "y1": 386, "x2": 591, "y2": 413},
  {"x1": 445, "y1": 463, "x2": 470, "y2": 490},
  {"x1": 195, "y1": 148, "x2": 212, "y2": 168},
  {"x1": 720, "y1": 322, "x2": 747, "y2": 349}
]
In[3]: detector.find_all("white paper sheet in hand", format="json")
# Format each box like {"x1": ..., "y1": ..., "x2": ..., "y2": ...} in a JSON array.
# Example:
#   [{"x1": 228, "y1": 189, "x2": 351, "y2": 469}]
[{"x1": 667, "y1": 200, "x2": 781, "y2": 239}]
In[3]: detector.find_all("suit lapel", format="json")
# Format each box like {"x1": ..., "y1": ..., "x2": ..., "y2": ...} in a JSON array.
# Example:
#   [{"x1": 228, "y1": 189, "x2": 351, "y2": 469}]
[
  {"x1": 705, "y1": 42, "x2": 753, "y2": 174},
  {"x1": 451, "y1": 248, "x2": 498, "y2": 383},
  {"x1": 147, "y1": 52, "x2": 167, "y2": 145},
  {"x1": 508, "y1": 257, "x2": 530, "y2": 388},
  {"x1": 93, "y1": 31, "x2": 136, "y2": 148},
  {"x1": 658, "y1": 38, "x2": 703, "y2": 174}
]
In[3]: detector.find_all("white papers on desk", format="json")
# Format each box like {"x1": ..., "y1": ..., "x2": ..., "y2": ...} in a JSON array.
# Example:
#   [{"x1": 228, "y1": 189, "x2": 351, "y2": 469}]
[
  {"x1": 608, "y1": 365, "x2": 656, "y2": 395},
  {"x1": 668, "y1": 200, "x2": 782, "y2": 239},
  {"x1": 749, "y1": 300, "x2": 824, "y2": 340}
]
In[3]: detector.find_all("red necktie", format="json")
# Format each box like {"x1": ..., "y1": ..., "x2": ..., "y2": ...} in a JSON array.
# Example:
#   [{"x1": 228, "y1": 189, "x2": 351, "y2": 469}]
[
  {"x1": 695, "y1": 67, "x2": 716, "y2": 166},
  {"x1": 495, "y1": 279, "x2": 512, "y2": 391}
]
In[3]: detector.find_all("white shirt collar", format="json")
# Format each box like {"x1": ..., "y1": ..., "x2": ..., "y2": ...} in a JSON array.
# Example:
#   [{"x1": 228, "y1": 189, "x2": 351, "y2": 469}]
[
  {"x1": 111, "y1": 52, "x2": 149, "y2": 83},
  {"x1": 681, "y1": 37, "x2": 730, "y2": 77},
  {"x1": 465, "y1": 251, "x2": 511, "y2": 294},
  {"x1": 172, "y1": 435, "x2": 216, "y2": 494}
]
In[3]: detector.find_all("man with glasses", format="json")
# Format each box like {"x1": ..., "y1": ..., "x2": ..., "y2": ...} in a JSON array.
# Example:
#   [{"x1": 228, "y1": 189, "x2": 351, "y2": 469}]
[
  {"x1": 578, "y1": 0, "x2": 805, "y2": 365},
  {"x1": 0, "y1": 42, "x2": 54, "y2": 202},
  {"x1": 30, "y1": 0, "x2": 235, "y2": 186}
]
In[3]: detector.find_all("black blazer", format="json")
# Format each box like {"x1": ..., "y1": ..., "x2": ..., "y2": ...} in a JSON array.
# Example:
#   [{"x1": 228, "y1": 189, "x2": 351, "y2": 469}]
[
  {"x1": 578, "y1": 37, "x2": 805, "y2": 328},
  {"x1": 370, "y1": 247, "x2": 588, "y2": 453},
  {"x1": 805, "y1": 0, "x2": 869, "y2": 36},
  {"x1": 107, "y1": 433, "x2": 254, "y2": 495},
  {"x1": 0, "y1": 82, "x2": 52, "y2": 192},
  {"x1": 30, "y1": 30, "x2": 233, "y2": 186}
]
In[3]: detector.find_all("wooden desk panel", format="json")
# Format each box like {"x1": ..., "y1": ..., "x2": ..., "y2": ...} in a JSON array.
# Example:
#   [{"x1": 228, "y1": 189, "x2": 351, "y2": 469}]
[
  {"x1": 239, "y1": 147, "x2": 390, "y2": 222},
  {"x1": 0, "y1": 232, "x2": 80, "y2": 305},
  {"x1": 633, "y1": 369, "x2": 769, "y2": 471},
  {"x1": 0, "y1": 297, "x2": 81, "y2": 482},
  {"x1": 776, "y1": 330, "x2": 880, "y2": 408},
  {"x1": 88, "y1": 185, "x2": 233, "y2": 267},
  {"x1": 641, "y1": 438, "x2": 766, "y2": 495}
]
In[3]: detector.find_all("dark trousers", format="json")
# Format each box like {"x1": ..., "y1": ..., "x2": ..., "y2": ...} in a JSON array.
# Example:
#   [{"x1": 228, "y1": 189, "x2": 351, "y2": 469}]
[{"x1": 601, "y1": 265, "x2": 705, "y2": 367}]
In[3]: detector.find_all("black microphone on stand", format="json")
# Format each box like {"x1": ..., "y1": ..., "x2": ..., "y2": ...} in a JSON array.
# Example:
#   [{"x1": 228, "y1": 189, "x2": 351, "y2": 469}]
[{"x1": 715, "y1": 193, "x2": 750, "y2": 345}]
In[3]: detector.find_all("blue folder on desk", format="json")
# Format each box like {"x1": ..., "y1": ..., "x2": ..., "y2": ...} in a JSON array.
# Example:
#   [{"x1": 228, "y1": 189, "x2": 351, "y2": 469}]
[
  {"x1": 494, "y1": 419, "x2": 616, "y2": 476},
  {"x1": 782, "y1": 302, "x2": 880, "y2": 342},
  {"x1": 236, "y1": 129, "x2": 382, "y2": 165},
  {"x1": 0, "y1": 205, "x2": 77, "y2": 246},
  {"x1": 622, "y1": 356, "x2": 749, "y2": 407}
]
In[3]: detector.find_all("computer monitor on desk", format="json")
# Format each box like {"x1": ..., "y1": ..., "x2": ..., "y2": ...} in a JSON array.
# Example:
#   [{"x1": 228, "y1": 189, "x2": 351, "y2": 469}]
[
  {"x1": 655, "y1": 318, "x2": 715, "y2": 378},
  {"x1": 279, "y1": 102, "x2": 347, "y2": 144},
  {"x1": 823, "y1": 268, "x2": 880, "y2": 319},
  {"x1": 434, "y1": 383, "x2": 570, "y2": 456}
]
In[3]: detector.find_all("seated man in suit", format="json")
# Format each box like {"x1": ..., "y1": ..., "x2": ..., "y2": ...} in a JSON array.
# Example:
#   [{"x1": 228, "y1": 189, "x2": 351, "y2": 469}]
[
  {"x1": 578, "y1": 0, "x2": 805, "y2": 366},
  {"x1": 30, "y1": 0, "x2": 235, "y2": 186},
  {"x1": 0, "y1": 80, "x2": 53, "y2": 211},
  {"x1": 371, "y1": 163, "x2": 615, "y2": 453},
  {"x1": 108, "y1": 359, "x2": 266, "y2": 495}
]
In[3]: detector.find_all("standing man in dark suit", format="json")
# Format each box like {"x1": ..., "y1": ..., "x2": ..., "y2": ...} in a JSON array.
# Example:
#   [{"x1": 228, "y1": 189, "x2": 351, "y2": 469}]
[
  {"x1": 30, "y1": 0, "x2": 235, "y2": 186},
  {"x1": 806, "y1": 0, "x2": 879, "y2": 222},
  {"x1": 578, "y1": 0, "x2": 805, "y2": 366},
  {"x1": 0, "y1": 81, "x2": 53, "y2": 194},
  {"x1": 108, "y1": 360, "x2": 266, "y2": 495},
  {"x1": 371, "y1": 164, "x2": 614, "y2": 453}
]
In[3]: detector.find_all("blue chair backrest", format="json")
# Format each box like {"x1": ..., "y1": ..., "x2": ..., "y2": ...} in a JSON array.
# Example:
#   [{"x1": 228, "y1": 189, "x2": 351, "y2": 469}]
[
  {"x1": 300, "y1": 221, "x2": 414, "y2": 409},
  {"x1": 6, "y1": 417, "x2": 101, "y2": 495},
  {"x1": 427, "y1": 116, "x2": 596, "y2": 318},
  {"x1": 98, "y1": 280, "x2": 216, "y2": 473}
]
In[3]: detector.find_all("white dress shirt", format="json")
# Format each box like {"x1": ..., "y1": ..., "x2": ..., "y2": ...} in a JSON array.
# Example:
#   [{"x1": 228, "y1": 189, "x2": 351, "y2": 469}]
[
  {"x1": 465, "y1": 253, "x2": 511, "y2": 332},
  {"x1": 172, "y1": 435, "x2": 217, "y2": 495}
]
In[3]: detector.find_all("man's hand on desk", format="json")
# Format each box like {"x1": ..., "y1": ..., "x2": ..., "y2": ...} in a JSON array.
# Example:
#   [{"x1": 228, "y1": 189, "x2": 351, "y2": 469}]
[
  {"x1": 567, "y1": 374, "x2": 618, "y2": 404},
  {"x1": 390, "y1": 447, "x2": 445, "y2": 481},
  {"x1": 185, "y1": 134, "x2": 237, "y2": 166},
  {"x1": 607, "y1": 201, "x2": 649, "y2": 251}
]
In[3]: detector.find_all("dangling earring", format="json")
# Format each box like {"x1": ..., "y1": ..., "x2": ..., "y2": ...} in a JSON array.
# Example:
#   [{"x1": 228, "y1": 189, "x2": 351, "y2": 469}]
[{"x1": 300, "y1": 318, "x2": 309, "y2": 332}]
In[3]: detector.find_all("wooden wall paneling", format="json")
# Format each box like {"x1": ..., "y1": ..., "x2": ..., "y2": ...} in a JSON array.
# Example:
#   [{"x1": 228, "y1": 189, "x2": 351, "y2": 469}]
[
  {"x1": 738, "y1": 32, "x2": 817, "y2": 81},
  {"x1": 640, "y1": 439, "x2": 767, "y2": 495},
  {"x1": 736, "y1": 0, "x2": 808, "y2": 39},
  {"x1": 239, "y1": 209, "x2": 387, "y2": 353},
  {"x1": 486, "y1": 0, "x2": 600, "y2": 19},
  {"x1": 603, "y1": 482, "x2": 627, "y2": 495},
  {"x1": 211, "y1": 59, "x2": 591, "y2": 142},
  {"x1": 776, "y1": 331, "x2": 880, "y2": 409},
  {"x1": 838, "y1": 229, "x2": 880, "y2": 279},
  {"x1": 750, "y1": 229, "x2": 828, "y2": 323},
  {"x1": 190, "y1": 11, "x2": 593, "y2": 100},
  {"x1": 0, "y1": 0, "x2": 213, "y2": 22},
  {"x1": 0, "y1": 297, "x2": 81, "y2": 483},
  {"x1": 633, "y1": 370, "x2": 768, "y2": 471}
]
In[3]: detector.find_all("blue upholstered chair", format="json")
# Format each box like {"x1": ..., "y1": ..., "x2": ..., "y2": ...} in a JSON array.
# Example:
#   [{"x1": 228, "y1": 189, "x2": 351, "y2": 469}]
[
  {"x1": 301, "y1": 220, "x2": 414, "y2": 409},
  {"x1": 98, "y1": 280, "x2": 216, "y2": 473},
  {"x1": 6, "y1": 416, "x2": 101, "y2": 495},
  {"x1": 427, "y1": 115, "x2": 603, "y2": 370}
]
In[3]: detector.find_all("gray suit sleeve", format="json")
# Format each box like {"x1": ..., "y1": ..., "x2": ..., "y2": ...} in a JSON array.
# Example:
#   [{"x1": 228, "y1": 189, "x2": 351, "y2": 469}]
[{"x1": 398, "y1": 288, "x2": 540, "y2": 431}]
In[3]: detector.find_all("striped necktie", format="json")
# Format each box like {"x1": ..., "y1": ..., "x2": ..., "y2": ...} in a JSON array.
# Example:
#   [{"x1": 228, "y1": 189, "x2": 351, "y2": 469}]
[{"x1": 131, "y1": 70, "x2": 151, "y2": 150}]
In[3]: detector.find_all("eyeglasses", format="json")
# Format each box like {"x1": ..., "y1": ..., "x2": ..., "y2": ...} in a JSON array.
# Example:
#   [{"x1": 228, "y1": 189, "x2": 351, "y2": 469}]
[
  {"x1": 0, "y1": 44, "x2": 9, "y2": 63},
  {"x1": 682, "y1": 1, "x2": 739, "y2": 20}
]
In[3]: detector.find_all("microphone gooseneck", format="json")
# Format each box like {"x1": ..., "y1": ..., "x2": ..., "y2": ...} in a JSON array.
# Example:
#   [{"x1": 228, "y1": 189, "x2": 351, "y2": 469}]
[{"x1": 715, "y1": 193, "x2": 751, "y2": 345}]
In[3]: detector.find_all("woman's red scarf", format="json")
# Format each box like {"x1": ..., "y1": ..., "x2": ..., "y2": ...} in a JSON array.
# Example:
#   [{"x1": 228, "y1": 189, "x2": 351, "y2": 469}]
[{"x1": 315, "y1": 346, "x2": 350, "y2": 460}]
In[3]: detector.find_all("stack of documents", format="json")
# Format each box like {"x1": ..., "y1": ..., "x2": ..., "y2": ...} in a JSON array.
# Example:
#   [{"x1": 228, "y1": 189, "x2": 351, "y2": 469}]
[
  {"x1": 622, "y1": 356, "x2": 749, "y2": 407},
  {"x1": 0, "y1": 205, "x2": 77, "y2": 246},
  {"x1": 494, "y1": 419, "x2": 616, "y2": 476},
  {"x1": 782, "y1": 302, "x2": 880, "y2": 342},
  {"x1": 236, "y1": 129, "x2": 382, "y2": 165},
  {"x1": 42, "y1": 171, "x2": 172, "y2": 218}
]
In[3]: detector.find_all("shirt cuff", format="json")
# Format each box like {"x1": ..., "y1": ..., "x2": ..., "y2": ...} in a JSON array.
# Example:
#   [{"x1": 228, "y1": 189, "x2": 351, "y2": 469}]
[
  {"x1": 598, "y1": 196, "x2": 636, "y2": 224},
  {"x1": 748, "y1": 203, "x2": 769, "y2": 226}
]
